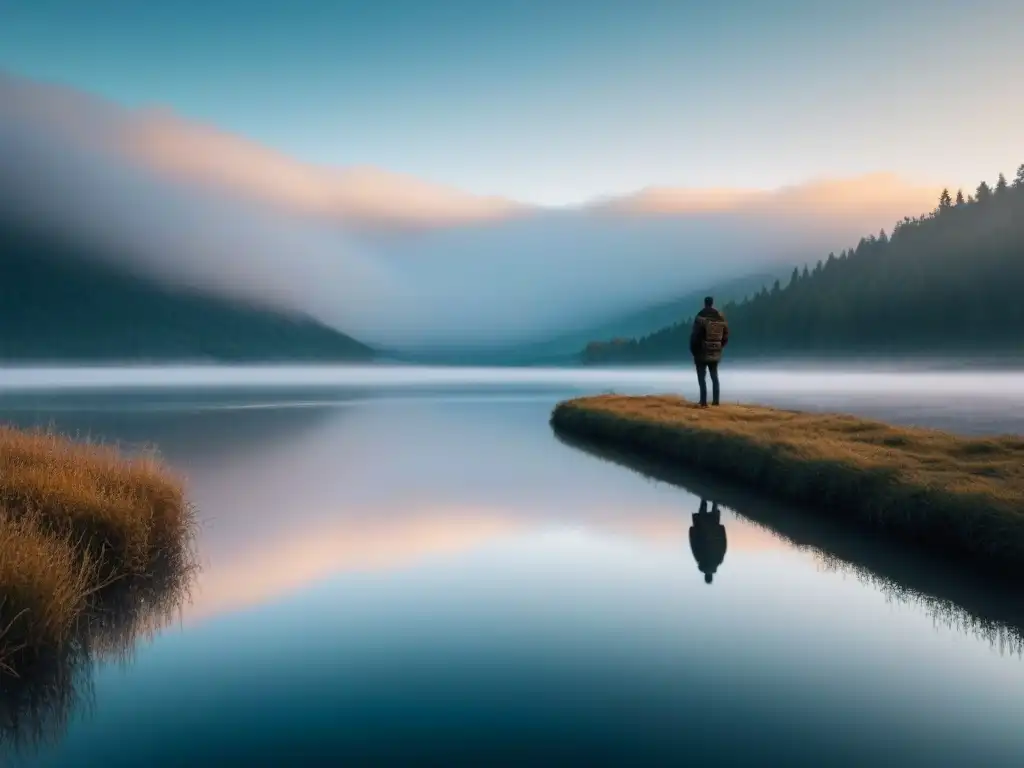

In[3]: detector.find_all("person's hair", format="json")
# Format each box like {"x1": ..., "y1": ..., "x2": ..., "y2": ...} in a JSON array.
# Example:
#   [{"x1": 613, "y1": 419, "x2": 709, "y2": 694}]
[
  {"x1": 704, "y1": 296, "x2": 714, "y2": 308},
  {"x1": 704, "y1": 573, "x2": 713, "y2": 584}
]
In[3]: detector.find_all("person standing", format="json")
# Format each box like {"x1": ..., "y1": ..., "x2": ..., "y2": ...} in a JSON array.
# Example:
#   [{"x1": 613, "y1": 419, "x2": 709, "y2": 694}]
[{"x1": 689, "y1": 296, "x2": 730, "y2": 407}]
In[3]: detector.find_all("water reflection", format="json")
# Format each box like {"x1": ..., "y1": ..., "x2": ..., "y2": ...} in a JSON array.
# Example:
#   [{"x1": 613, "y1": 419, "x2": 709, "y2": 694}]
[
  {"x1": 2, "y1": 377, "x2": 1024, "y2": 765},
  {"x1": 0, "y1": 557, "x2": 197, "y2": 758},
  {"x1": 0, "y1": 391, "x2": 348, "y2": 467},
  {"x1": 0, "y1": 393, "x2": 782, "y2": 630},
  {"x1": 557, "y1": 433, "x2": 1024, "y2": 656},
  {"x1": 690, "y1": 499, "x2": 728, "y2": 585}
]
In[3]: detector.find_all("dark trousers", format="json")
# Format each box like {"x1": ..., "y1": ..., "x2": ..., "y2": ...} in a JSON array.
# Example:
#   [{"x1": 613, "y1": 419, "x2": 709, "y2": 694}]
[{"x1": 695, "y1": 360, "x2": 720, "y2": 405}]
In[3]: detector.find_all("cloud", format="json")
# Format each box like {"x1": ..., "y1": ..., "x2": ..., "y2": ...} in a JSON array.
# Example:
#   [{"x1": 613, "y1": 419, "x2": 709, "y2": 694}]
[
  {"x1": 123, "y1": 109, "x2": 527, "y2": 230},
  {"x1": 0, "y1": 72, "x2": 943, "y2": 351}
]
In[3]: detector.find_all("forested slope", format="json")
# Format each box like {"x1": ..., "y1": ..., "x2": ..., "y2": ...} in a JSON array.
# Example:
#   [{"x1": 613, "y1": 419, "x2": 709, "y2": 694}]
[
  {"x1": 582, "y1": 165, "x2": 1024, "y2": 363},
  {"x1": 0, "y1": 218, "x2": 375, "y2": 363}
]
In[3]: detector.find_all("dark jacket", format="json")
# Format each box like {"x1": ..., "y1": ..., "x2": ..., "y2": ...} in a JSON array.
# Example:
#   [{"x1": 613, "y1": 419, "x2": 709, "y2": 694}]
[
  {"x1": 689, "y1": 307, "x2": 730, "y2": 362},
  {"x1": 689, "y1": 504, "x2": 728, "y2": 579}
]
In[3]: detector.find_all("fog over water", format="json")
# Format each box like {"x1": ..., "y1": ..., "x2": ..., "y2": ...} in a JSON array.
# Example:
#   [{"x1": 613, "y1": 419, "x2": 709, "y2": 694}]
[{"x1": 2, "y1": 363, "x2": 1021, "y2": 435}]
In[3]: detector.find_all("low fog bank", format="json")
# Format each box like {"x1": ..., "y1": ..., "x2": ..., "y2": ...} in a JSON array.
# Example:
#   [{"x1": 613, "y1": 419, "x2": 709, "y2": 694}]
[
  {"x1": 2, "y1": 362, "x2": 1023, "y2": 395},
  {"x1": 4, "y1": 363, "x2": 1022, "y2": 436},
  {"x1": 0, "y1": 73, "x2": 941, "y2": 352}
]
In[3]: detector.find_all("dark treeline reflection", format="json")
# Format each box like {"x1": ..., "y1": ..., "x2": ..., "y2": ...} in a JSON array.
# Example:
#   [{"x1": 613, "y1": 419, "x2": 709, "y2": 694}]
[
  {"x1": 0, "y1": 556, "x2": 197, "y2": 758},
  {"x1": 584, "y1": 164, "x2": 1024, "y2": 362},
  {"x1": 556, "y1": 434, "x2": 1024, "y2": 657}
]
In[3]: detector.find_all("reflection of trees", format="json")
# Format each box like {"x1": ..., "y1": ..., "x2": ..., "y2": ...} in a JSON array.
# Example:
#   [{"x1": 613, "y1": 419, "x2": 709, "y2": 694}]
[
  {"x1": 0, "y1": 549, "x2": 198, "y2": 757},
  {"x1": 554, "y1": 432, "x2": 1024, "y2": 658}
]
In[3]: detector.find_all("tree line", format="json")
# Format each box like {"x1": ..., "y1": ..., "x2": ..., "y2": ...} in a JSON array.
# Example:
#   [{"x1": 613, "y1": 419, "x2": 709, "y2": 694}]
[{"x1": 582, "y1": 164, "x2": 1024, "y2": 363}]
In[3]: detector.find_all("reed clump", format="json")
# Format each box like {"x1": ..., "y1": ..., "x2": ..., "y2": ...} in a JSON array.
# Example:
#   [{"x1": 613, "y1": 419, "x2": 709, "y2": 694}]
[
  {"x1": 0, "y1": 425, "x2": 195, "y2": 673},
  {"x1": 550, "y1": 395, "x2": 1024, "y2": 578}
]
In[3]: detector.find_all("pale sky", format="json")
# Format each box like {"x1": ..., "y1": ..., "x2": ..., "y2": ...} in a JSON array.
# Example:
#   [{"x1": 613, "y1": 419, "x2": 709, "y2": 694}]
[{"x1": 1, "y1": 0, "x2": 1021, "y2": 205}]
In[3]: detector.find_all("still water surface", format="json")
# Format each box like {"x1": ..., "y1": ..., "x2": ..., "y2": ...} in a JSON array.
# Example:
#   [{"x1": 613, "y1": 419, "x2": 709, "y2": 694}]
[{"x1": 2, "y1": 365, "x2": 1024, "y2": 766}]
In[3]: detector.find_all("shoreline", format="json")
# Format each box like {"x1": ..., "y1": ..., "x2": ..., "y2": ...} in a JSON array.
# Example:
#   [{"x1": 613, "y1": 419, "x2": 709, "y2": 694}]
[
  {"x1": 550, "y1": 394, "x2": 1024, "y2": 581},
  {"x1": 554, "y1": 432, "x2": 1024, "y2": 653}
]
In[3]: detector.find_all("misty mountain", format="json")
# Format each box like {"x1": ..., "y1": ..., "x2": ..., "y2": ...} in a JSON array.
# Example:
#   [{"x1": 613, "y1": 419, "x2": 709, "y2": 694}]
[
  {"x1": 0, "y1": 217, "x2": 375, "y2": 363},
  {"x1": 582, "y1": 166, "x2": 1024, "y2": 364},
  {"x1": 392, "y1": 270, "x2": 787, "y2": 365},
  {"x1": 562, "y1": 270, "x2": 785, "y2": 345},
  {"x1": 0, "y1": 72, "x2": 945, "y2": 354}
]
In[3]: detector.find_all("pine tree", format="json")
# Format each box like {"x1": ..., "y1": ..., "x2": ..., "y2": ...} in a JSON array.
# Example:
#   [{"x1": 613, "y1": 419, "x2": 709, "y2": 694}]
[
  {"x1": 579, "y1": 162, "x2": 1024, "y2": 366},
  {"x1": 938, "y1": 188, "x2": 953, "y2": 211}
]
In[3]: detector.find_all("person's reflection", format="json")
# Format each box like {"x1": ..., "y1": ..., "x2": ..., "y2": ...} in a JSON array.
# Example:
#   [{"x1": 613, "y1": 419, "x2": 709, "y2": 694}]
[{"x1": 689, "y1": 498, "x2": 728, "y2": 584}]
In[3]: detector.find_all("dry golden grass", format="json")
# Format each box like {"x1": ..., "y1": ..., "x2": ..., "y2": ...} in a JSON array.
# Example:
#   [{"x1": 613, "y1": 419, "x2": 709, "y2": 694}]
[
  {"x1": 551, "y1": 394, "x2": 1024, "y2": 577},
  {"x1": 0, "y1": 425, "x2": 195, "y2": 674},
  {"x1": 0, "y1": 513, "x2": 94, "y2": 672}
]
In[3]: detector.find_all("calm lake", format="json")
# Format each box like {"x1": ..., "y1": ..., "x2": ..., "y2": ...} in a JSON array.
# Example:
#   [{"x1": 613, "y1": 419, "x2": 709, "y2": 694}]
[{"x1": 2, "y1": 365, "x2": 1024, "y2": 767}]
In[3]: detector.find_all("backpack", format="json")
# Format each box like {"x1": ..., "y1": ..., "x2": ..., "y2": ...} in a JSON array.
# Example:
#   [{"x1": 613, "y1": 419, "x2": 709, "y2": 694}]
[{"x1": 701, "y1": 318, "x2": 726, "y2": 360}]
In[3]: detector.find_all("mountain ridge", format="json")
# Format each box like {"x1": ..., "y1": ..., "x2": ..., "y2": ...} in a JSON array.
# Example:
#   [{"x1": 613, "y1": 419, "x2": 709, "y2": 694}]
[{"x1": 0, "y1": 214, "x2": 376, "y2": 363}]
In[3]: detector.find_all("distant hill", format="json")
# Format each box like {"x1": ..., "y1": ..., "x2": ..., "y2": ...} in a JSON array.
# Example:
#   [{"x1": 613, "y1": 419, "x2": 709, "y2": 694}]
[
  {"x1": 0, "y1": 218, "x2": 375, "y2": 363},
  {"x1": 582, "y1": 165, "x2": 1024, "y2": 364},
  {"x1": 389, "y1": 271, "x2": 787, "y2": 366},
  {"x1": 568, "y1": 270, "x2": 786, "y2": 343}
]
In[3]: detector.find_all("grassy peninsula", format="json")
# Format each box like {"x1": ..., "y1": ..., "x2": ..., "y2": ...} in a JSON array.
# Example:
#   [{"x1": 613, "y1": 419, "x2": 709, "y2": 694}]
[
  {"x1": 0, "y1": 426, "x2": 196, "y2": 675},
  {"x1": 551, "y1": 395, "x2": 1024, "y2": 578}
]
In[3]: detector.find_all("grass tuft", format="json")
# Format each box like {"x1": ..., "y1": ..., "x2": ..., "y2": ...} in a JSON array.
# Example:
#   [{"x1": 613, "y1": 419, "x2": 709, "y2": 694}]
[
  {"x1": 0, "y1": 512, "x2": 94, "y2": 672},
  {"x1": 0, "y1": 425, "x2": 196, "y2": 675},
  {"x1": 550, "y1": 394, "x2": 1024, "y2": 578}
]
